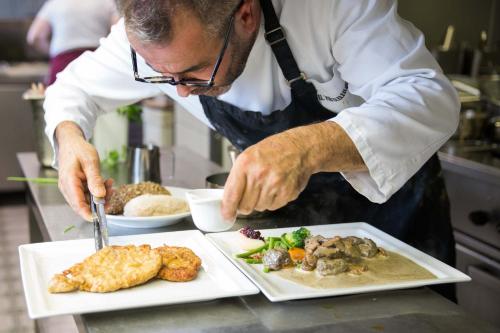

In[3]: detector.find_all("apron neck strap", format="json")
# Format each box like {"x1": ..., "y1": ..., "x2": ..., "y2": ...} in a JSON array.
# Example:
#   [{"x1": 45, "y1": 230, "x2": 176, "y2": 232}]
[{"x1": 259, "y1": 0, "x2": 307, "y2": 90}]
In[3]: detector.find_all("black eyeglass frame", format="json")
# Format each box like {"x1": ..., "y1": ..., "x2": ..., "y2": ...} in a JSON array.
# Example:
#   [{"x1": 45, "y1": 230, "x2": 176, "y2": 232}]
[{"x1": 130, "y1": 2, "x2": 241, "y2": 87}]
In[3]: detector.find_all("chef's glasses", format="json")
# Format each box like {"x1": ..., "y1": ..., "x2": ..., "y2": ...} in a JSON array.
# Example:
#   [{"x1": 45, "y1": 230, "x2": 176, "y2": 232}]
[{"x1": 130, "y1": 2, "x2": 240, "y2": 87}]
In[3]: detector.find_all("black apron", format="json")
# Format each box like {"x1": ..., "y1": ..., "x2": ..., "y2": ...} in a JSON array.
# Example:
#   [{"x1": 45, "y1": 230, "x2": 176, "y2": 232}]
[{"x1": 199, "y1": 0, "x2": 455, "y2": 298}]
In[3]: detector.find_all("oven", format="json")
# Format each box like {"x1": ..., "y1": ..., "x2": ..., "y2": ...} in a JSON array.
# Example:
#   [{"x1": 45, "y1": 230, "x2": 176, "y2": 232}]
[{"x1": 442, "y1": 161, "x2": 500, "y2": 328}]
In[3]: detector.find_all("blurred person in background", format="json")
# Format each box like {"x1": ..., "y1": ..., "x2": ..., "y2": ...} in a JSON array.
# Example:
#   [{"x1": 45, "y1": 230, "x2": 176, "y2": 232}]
[{"x1": 26, "y1": 0, "x2": 119, "y2": 85}]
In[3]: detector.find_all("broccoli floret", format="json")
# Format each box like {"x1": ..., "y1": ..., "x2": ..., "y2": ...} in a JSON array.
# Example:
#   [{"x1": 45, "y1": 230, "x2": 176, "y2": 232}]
[{"x1": 284, "y1": 227, "x2": 311, "y2": 248}]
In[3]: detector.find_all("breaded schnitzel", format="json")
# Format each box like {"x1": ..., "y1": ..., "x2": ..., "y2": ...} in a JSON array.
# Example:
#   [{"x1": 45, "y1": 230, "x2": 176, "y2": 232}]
[
  {"x1": 156, "y1": 246, "x2": 202, "y2": 282},
  {"x1": 48, "y1": 245, "x2": 162, "y2": 293}
]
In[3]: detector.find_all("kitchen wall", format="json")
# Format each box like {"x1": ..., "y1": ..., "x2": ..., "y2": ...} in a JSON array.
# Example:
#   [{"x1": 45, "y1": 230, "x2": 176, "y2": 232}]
[
  {"x1": 0, "y1": 0, "x2": 44, "y2": 19},
  {"x1": 398, "y1": 0, "x2": 498, "y2": 49},
  {"x1": 1, "y1": 0, "x2": 498, "y2": 45},
  {"x1": 0, "y1": 0, "x2": 46, "y2": 61},
  {"x1": 1, "y1": 0, "x2": 498, "y2": 54}
]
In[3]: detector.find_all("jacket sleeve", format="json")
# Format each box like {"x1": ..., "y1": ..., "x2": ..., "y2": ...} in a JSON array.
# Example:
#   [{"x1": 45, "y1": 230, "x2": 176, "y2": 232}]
[{"x1": 329, "y1": 0, "x2": 459, "y2": 203}]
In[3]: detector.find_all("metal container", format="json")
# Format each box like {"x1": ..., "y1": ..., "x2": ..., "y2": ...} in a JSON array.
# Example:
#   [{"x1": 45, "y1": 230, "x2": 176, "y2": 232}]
[
  {"x1": 206, "y1": 145, "x2": 236, "y2": 189},
  {"x1": 479, "y1": 74, "x2": 500, "y2": 106},
  {"x1": 482, "y1": 76, "x2": 500, "y2": 156},
  {"x1": 205, "y1": 172, "x2": 269, "y2": 219},
  {"x1": 450, "y1": 78, "x2": 484, "y2": 141},
  {"x1": 486, "y1": 116, "x2": 500, "y2": 143},
  {"x1": 205, "y1": 146, "x2": 269, "y2": 219},
  {"x1": 127, "y1": 144, "x2": 161, "y2": 184},
  {"x1": 457, "y1": 107, "x2": 488, "y2": 141},
  {"x1": 23, "y1": 96, "x2": 54, "y2": 168},
  {"x1": 206, "y1": 172, "x2": 229, "y2": 189},
  {"x1": 485, "y1": 116, "x2": 500, "y2": 157}
]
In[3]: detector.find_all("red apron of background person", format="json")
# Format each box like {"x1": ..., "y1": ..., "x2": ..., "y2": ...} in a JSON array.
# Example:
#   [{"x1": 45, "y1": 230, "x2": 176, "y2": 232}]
[{"x1": 47, "y1": 47, "x2": 95, "y2": 85}]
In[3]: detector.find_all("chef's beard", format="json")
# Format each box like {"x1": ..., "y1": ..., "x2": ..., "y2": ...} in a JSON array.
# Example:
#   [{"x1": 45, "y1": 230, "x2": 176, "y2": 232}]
[{"x1": 190, "y1": 32, "x2": 255, "y2": 97}]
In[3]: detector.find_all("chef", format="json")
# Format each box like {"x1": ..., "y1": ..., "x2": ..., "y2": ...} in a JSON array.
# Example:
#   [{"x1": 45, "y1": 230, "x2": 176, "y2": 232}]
[{"x1": 44, "y1": 0, "x2": 459, "y2": 295}]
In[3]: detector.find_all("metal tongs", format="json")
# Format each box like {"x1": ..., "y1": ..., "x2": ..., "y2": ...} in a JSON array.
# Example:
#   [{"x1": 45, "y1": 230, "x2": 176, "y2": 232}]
[{"x1": 90, "y1": 194, "x2": 109, "y2": 251}]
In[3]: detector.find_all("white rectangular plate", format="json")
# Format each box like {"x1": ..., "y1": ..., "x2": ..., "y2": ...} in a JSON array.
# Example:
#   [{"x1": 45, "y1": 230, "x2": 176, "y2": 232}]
[
  {"x1": 206, "y1": 222, "x2": 471, "y2": 302},
  {"x1": 19, "y1": 230, "x2": 259, "y2": 319}
]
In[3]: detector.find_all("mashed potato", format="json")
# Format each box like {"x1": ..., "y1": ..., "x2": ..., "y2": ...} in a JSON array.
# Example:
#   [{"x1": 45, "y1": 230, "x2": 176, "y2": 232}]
[{"x1": 123, "y1": 194, "x2": 190, "y2": 217}]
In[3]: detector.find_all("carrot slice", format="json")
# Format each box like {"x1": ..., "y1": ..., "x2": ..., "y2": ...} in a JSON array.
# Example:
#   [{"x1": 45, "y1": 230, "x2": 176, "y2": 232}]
[{"x1": 288, "y1": 247, "x2": 305, "y2": 262}]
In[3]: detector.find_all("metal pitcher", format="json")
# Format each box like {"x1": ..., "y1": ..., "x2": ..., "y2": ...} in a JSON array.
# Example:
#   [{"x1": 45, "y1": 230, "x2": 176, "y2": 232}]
[{"x1": 127, "y1": 144, "x2": 161, "y2": 184}]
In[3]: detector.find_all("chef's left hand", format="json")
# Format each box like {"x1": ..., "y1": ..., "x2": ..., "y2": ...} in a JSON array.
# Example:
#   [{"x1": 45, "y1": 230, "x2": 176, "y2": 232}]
[{"x1": 221, "y1": 131, "x2": 313, "y2": 220}]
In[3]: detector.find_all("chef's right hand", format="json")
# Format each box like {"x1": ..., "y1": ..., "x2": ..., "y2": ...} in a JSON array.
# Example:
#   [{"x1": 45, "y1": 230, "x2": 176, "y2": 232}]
[{"x1": 55, "y1": 121, "x2": 113, "y2": 221}]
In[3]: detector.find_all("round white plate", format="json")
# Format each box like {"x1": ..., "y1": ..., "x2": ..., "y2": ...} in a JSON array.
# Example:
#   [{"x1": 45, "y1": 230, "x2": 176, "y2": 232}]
[{"x1": 106, "y1": 186, "x2": 191, "y2": 229}]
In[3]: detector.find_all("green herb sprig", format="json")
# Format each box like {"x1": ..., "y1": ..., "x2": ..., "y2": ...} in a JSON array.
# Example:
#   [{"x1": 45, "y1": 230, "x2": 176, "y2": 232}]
[
  {"x1": 63, "y1": 225, "x2": 76, "y2": 233},
  {"x1": 117, "y1": 104, "x2": 142, "y2": 122},
  {"x1": 7, "y1": 177, "x2": 58, "y2": 184}
]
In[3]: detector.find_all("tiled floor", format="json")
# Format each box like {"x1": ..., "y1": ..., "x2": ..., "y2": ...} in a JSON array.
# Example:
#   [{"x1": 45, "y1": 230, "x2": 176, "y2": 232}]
[
  {"x1": 0, "y1": 194, "x2": 35, "y2": 333},
  {"x1": 0, "y1": 194, "x2": 77, "y2": 333}
]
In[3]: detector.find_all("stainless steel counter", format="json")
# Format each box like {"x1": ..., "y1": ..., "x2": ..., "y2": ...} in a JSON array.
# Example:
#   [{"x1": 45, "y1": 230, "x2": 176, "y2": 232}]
[{"x1": 17, "y1": 147, "x2": 498, "y2": 333}]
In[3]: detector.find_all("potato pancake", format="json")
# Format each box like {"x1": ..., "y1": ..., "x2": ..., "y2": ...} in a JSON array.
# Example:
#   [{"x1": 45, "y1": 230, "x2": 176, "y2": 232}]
[{"x1": 156, "y1": 246, "x2": 202, "y2": 282}]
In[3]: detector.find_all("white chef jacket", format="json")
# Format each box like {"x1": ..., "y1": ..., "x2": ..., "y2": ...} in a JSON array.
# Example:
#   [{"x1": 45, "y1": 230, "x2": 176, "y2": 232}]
[
  {"x1": 44, "y1": 0, "x2": 460, "y2": 204},
  {"x1": 36, "y1": 0, "x2": 117, "y2": 57}
]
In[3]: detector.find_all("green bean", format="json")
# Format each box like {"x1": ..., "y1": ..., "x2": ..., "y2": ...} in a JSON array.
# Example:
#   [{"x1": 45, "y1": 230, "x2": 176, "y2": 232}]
[
  {"x1": 244, "y1": 258, "x2": 262, "y2": 264},
  {"x1": 268, "y1": 238, "x2": 275, "y2": 250},
  {"x1": 274, "y1": 241, "x2": 288, "y2": 250},
  {"x1": 235, "y1": 244, "x2": 267, "y2": 258},
  {"x1": 263, "y1": 267, "x2": 270, "y2": 273},
  {"x1": 281, "y1": 234, "x2": 292, "y2": 248}
]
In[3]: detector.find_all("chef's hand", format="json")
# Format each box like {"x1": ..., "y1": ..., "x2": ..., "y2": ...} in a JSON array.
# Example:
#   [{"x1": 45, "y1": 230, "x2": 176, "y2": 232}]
[
  {"x1": 55, "y1": 121, "x2": 113, "y2": 221},
  {"x1": 221, "y1": 122, "x2": 368, "y2": 220},
  {"x1": 221, "y1": 130, "x2": 313, "y2": 220}
]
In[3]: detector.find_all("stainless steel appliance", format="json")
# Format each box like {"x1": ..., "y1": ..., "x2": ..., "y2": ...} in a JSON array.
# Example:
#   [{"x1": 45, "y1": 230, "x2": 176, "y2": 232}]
[
  {"x1": 441, "y1": 148, "x2": 500, "y2": 328},
  {"x1": 0, "y1": 62, "x2": 47, "y2": 191}
]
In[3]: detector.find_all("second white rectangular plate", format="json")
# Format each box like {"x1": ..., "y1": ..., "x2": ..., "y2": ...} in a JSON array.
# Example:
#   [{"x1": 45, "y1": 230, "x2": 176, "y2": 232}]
[
  {"x1": 19, "y1": 230, "x2": 259, "y2": 319},
  {"x1": 206, "y1": 222, "x2": 470, "y2": 302}
]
